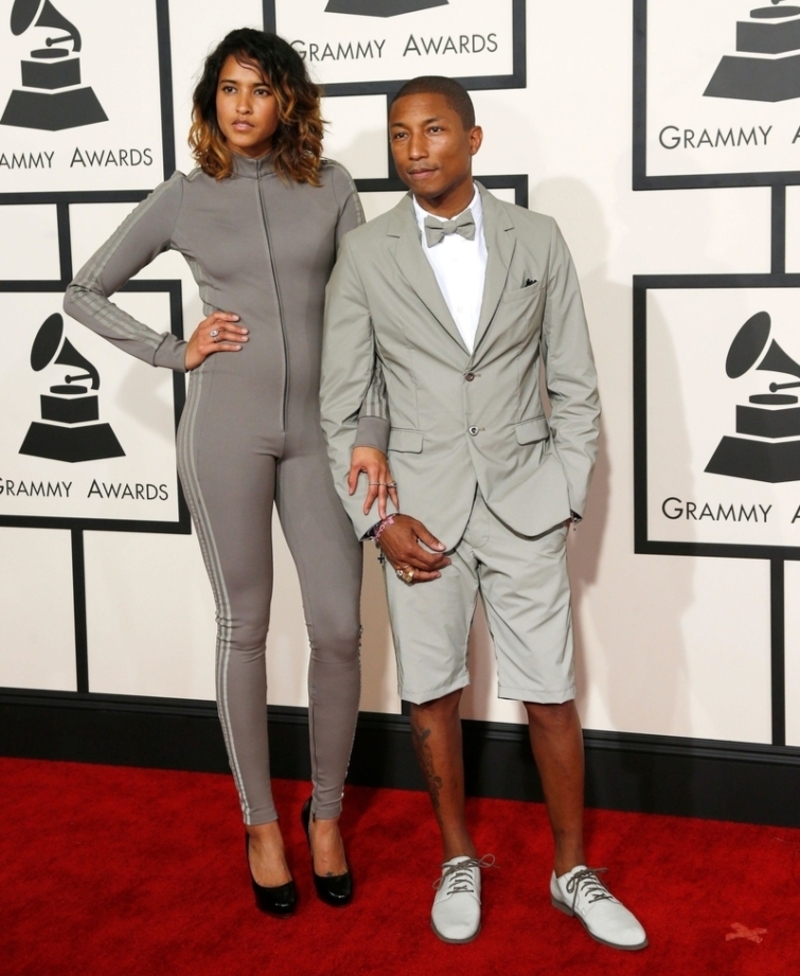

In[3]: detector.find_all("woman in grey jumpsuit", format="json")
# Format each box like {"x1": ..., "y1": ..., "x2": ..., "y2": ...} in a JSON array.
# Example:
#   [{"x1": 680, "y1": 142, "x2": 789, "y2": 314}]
[{"x1": 64, "y1": 29, "x2": 391, "y2": 915}]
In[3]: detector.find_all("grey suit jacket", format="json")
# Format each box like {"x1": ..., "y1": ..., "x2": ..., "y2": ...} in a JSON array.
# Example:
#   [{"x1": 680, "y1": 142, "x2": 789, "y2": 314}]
[{"x1": 320, "y1": 183, "x2": 601, "y2": 545}]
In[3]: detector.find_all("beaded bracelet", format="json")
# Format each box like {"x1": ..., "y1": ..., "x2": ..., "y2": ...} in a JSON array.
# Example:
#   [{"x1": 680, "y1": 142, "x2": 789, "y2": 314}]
[{"x1": 373, "y1": 514, "x2": 397, "y2": 545}]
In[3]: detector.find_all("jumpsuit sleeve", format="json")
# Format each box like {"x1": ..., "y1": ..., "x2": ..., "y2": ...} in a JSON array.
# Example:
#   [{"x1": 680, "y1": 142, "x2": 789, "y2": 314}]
[
  {"x1": 329, "y1": 160, "x2": 390, "y2": 454},
  {"x1": 63, "y1": 173, "x2": 188, "y2": 373},
  {"x1": 321, "y1": 233, "x2": 387, "y2": 539}
]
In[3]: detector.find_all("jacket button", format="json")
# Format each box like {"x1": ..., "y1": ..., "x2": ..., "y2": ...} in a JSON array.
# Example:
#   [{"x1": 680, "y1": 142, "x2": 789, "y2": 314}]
[
  {"x1": 468, "y1": 426, "x2": 479, "y2": 436},
  {"x1": 465, "y1": 372, "x2": 475, "y2": 382}
]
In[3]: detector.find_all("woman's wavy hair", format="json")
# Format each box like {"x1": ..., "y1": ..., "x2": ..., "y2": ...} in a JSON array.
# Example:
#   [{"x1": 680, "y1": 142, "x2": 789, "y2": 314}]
[{"x1": 189, "y1": 29, "x2": 324, "y2": 185}]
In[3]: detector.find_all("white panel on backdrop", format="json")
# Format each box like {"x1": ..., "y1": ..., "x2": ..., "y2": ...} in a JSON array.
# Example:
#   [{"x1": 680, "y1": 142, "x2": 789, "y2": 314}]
[
  {"x1": 84, "y1": 531, "x2": 216, "y2": 699},
  {"x1": 359, "y1": 185, "x2": 515, "y2": 224},
  {"x1": 273, "y1": 0, "x2": 515, "y2": 88},
  {"x1": 0, "y1": 204, "x2": 59, "y2": 279},
  {"x1": 0, "y1": 0, "x2": 168, "y2": 196},
  {"x1": 69, "y1": 201, "x2": 202, "y2": 287},
  {"x1": 640, "y1": 0, "x2": 800, "y2": 183},
  {"x1": 0, "y1": 292, "x2": 182, "y2": 525},
  {"x1": 0, "y1": 526, "x2": 75, "y2": 690},
  {"x1": 321, "y1": 95, "x2": 389, "y2": 179},
  {"x1": 786, "y1": 185, "x2": 800, "y2": 273},
  {"x1": 643, "y1": 285, "x2": 800, "y2": 550},
  {"x1": 577, "y1": 554, "x2": 772, "y2": 742},
  {"x1": 360, "y1": 190, "x2": 405, "y2": 222},
  {"x1": 783, "y1": 560, "x2": 800, "y2": 746},
  {"x1": 166, "y1": 0, "x2": 263, "y2": 175}
]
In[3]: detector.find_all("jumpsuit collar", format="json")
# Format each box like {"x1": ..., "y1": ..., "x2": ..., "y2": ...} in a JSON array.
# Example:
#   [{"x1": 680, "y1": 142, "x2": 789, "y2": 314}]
[{"x1": 230, "y1": 151, "x2": 276, "y2": 178}]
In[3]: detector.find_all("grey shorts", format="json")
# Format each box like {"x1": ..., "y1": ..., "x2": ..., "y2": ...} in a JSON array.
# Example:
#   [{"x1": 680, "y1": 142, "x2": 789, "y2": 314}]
[{"x1": 384, "y1": 491, "x2": 575, "y2": 705}]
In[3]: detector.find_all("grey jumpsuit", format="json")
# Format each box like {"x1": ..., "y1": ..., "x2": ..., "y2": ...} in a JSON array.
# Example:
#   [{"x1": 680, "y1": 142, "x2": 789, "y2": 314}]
[{"x1": 64, "y1": 154, "x2": 387, "y2": 824}]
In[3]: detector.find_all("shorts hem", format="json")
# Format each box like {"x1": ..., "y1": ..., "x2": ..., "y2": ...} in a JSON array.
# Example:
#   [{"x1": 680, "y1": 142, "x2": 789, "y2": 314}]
[
  {"x1": 498, "y1": 684, "x2": 576, "y2": 704},
  {"x1": 400, "y1": 674, "x2": 471, "y2": 706}
]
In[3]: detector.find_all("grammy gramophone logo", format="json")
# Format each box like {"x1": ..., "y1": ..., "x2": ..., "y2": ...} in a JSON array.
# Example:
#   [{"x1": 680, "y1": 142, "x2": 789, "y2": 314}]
[
  {"x1": 705, "y1": 0, "x2": 800, "y2": 102},
  {"x1": 19, "y1": 313, "x2": 124, "y2": 463},
  {"x1": 324, "y1": 0, "x2": 447, "y2": 16},
  {"x1": 706, "y1": 311, "x2": 800, "y2": 483},
  {"x1": 0, "y1": 0, "x2": 107, "y2": 131}
]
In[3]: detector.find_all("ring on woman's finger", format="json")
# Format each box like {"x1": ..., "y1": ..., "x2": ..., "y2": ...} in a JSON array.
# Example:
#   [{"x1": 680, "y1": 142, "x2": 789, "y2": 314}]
[{"x1": 209, "y1": 328, "x2": 220, "y2": 341}]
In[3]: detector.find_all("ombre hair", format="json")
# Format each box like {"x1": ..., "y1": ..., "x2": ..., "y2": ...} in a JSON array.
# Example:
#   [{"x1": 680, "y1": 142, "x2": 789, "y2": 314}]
[{"x1": 189, "y1": 29, "x2": 324, "y2": 185}]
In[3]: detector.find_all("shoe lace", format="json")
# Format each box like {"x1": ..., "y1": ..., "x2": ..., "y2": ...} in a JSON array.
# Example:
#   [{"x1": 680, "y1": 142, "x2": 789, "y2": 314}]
[
  {"x1": 433, "y1": 855, "x2": 496, "y2": 894},
  {"x1": 564, "y1": 867, "x2": 614, "y2": 911}
]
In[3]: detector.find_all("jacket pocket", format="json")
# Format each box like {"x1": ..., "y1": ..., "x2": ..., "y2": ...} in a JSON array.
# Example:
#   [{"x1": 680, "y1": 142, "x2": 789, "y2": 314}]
[
  {"x1": 514, "y1": 417, "x2": 549, "y2": 444},
  {"x1": 501, "y1": 281, "x2": 541, "y2": 305},
  {"x1": 389, "y1": 427, "x2": 424, "y2": 453}
]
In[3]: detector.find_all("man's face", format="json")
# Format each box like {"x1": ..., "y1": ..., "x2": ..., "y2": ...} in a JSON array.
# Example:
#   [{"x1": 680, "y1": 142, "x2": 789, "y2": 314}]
[{"x1": 389, "y1": 92, "x2": 482, "y2": 209}]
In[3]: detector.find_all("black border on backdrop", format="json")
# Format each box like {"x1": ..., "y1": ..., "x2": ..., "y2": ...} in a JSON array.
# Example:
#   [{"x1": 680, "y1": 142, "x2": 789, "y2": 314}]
[
  {"x1": 356, "y1": 172, "x2": 528, "y2": 208},
  {"x1": 0, "y1": 278, "x2": 190, "y2": 535},
  {"x1": 632, "y1": 0, "x2": 800, "y2": 191},
  {"x1": 0, "y1": 0, "x2": 176, "y2": 206},
  {"x1": 264, "y1": 0, "x2": 526, "y2": 95},
  {"x1": 633, "y1": 272, "x2": 800, "y2": 561},
  {"x1": 6, "y1": 693, "x2": 800, "y2": 827}
]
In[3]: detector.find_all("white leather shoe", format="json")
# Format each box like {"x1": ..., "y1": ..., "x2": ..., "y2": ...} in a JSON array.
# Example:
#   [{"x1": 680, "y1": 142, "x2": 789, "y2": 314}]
[
  {"x1": 550, "y1": 866, "x2": 648, "y2": 951},
  {"x1": 430, "y1": 855, "x2": 491, "y2": 944}
]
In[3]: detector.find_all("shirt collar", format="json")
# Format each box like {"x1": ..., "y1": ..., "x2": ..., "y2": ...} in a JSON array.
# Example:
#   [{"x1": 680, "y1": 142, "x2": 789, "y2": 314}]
[{"x1": 413, "y1": 184, "x2": 483, "y2": 239}]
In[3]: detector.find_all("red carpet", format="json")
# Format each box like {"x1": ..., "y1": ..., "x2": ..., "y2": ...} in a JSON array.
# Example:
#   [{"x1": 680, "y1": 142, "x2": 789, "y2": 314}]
[{"x1": 2, "y1": 757, "x2": 799, "y2": 976}]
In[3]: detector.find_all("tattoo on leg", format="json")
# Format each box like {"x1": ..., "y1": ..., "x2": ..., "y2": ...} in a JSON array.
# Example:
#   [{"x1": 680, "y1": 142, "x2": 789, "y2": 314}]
[{"x1": 411, "y1": 725, "x2": 444, "y2": 816}]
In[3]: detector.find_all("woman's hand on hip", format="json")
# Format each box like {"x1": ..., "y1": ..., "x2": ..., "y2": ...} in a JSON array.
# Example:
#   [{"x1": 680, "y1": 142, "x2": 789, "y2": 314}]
[
  {"x1": 184, "y1": 311, "x2": 248, "y2": 370},
  {"x1": 348, "y1": 447, "x2": 399, "y2": 519}
]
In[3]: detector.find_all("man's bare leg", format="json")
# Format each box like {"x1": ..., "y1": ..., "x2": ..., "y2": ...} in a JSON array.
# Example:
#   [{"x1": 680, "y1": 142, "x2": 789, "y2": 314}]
[
  {"x1": 527, "y1": 699, "x2": 648, "y2": 949},
  {"x1": 410, "y1": 688, "x2": 477, "y2": 861},
  {"x1": 524, "y1": 699, "x2": 585, "y2": 876}
]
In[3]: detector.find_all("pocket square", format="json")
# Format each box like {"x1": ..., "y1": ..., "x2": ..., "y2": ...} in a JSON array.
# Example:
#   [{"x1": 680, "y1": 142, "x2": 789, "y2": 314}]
[{"x1": 524, "y1": 278, "x2": 537, "y2": 287}]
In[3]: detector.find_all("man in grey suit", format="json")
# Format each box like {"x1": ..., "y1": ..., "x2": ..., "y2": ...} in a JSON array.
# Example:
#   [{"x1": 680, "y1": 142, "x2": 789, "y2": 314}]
[{"x1": 320, "y1": 77, "x2": 646, "y2": 951}]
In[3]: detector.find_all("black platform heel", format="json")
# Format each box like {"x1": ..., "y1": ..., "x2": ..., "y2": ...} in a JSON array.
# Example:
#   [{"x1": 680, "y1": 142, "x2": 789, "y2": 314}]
[
  {"x1": 301, "y1": 797, "x2": 353, "y2": 907},
  {"x1": 245, "y1": 834, "x2": 297, "y2": 917}
]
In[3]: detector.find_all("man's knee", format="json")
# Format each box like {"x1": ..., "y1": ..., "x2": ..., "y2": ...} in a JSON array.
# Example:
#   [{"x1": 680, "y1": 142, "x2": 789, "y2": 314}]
[
  {"x1": 410, "y1": 688, "x2": 463, "y2": 722},
  {"x1": 524, "y1": 698, "x2": 579, "y2": 732}
]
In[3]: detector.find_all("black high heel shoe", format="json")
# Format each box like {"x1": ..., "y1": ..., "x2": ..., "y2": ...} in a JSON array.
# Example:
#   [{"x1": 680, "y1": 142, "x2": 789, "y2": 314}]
[
  {"x1": 245, "y1": 834, "x2": 297, "y2": 917},
  {"x1": 301, "y1": 797, "x2": 353, "y2": 907}
]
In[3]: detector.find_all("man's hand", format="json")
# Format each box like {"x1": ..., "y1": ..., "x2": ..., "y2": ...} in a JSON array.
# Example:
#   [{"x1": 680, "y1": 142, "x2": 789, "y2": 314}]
[
  {"x1": 378, "y1": 514, "x2": 450, "y2": 584},
  {"x1": 348, "y1": 447, "x2": 399, "y2": 519}
]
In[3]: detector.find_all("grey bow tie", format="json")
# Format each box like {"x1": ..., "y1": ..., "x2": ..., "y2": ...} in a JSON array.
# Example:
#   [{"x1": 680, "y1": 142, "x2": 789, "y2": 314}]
[{"x1": 423, "y1": 210, "x2": 476, "y2": 247}]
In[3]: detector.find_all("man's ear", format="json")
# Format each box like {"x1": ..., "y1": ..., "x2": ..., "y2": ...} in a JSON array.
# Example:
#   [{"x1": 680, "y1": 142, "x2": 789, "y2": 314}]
[{"x1": 469, "y1": 125, "x2": 483, "y2": 156}]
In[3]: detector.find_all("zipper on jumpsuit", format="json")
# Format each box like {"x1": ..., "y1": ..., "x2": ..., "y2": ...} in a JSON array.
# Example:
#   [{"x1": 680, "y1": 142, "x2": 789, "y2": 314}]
[{"x1": 256, "y1": 158, "x2": 290, "y2": 433}]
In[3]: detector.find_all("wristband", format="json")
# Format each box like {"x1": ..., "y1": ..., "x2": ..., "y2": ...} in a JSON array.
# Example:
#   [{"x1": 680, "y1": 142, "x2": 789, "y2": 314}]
[{"x1": 373, "y1": 514, "x2": 398, "y2": 545}]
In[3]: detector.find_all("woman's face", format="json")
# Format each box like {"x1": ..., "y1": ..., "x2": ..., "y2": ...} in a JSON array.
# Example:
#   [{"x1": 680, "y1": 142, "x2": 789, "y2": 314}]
[{"x1": 215, "y1": 54, "x2": 280, "y2": 158}]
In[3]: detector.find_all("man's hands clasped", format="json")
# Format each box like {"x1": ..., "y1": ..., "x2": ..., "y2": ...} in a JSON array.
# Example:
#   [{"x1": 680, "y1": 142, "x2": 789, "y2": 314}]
[
  {"x1": 377, "y1": 514, "x2": 450, "y2": 585},
  {"x1": 184, "y1": 311, "x2": 249, "y2": 370},
  {"x1": 347, "y1": 447, "x2": 449, "y2": 585}
]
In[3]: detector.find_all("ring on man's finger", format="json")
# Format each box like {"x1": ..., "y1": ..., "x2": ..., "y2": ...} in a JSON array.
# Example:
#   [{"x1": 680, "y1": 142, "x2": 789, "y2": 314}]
[{"x1": 395, "y1": 566, "x2": 415, "y2": 585}]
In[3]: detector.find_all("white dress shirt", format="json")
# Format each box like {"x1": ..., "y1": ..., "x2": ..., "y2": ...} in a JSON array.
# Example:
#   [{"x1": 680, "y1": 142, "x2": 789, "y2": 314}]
[{"x1": 413, "y1": 185, "x2": 487, "y2": 353}]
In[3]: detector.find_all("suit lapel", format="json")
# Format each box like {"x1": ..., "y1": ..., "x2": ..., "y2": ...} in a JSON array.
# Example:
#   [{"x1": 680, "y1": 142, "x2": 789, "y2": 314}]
[
  {"x1": 388, "y1": 195, "x2": 470, "y2": 355},
  {"x1": 472, "y1": 184, "x2": 516, "y2": 355}
]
